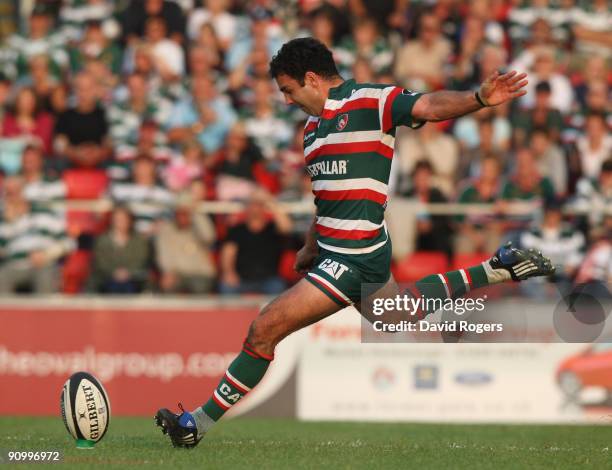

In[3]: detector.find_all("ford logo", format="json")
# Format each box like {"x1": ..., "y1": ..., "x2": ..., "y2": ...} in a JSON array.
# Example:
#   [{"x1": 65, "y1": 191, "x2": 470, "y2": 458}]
[{"x1": 454, "y1": 371, "x2": 492, "y2": 386}]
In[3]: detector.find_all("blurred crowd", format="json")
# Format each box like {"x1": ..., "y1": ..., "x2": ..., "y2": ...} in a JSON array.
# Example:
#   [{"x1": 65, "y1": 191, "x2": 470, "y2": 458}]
[{"x1": 0, "y1": 0, "x2": 610, "y2": 296}]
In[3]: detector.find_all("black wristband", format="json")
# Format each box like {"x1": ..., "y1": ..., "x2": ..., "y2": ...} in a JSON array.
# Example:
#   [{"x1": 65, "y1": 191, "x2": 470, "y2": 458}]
[{"x1": 475, "y1": 90, "x2": 487, "y2": 107}]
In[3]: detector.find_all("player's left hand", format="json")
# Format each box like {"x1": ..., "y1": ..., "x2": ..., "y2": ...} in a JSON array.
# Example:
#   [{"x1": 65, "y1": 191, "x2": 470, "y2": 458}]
[{"x1": 478, "y1": 70, "x2": 528, "y2": 107}]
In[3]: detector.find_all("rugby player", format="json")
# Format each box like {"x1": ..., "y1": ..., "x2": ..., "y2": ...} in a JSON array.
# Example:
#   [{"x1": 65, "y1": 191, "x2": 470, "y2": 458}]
[{"x1": 156, "y1": 38, "x2": 554, "y2": 447}]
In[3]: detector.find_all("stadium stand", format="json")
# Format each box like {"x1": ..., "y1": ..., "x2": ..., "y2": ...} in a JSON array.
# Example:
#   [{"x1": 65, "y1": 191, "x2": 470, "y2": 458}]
[{"x1": 0, "y1": 0, "x2": 609, "y2": 294}]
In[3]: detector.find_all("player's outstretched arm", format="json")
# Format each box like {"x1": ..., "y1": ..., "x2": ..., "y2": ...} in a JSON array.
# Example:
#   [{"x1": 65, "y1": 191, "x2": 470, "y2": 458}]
[{"x1": 411, "y1": 70, "x2": 528, "y2": 122}]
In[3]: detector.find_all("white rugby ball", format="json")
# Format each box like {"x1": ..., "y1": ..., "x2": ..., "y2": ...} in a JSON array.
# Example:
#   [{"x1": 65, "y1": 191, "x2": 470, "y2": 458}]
[{"x1": 60, "y1": 371, "x2": 111, "y2": 444}]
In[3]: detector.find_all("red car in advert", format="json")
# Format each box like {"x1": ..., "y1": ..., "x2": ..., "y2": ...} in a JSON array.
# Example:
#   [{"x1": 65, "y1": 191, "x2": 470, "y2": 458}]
[{"x1": 557, "y1": 343, "x2": 612, "y2": 399}]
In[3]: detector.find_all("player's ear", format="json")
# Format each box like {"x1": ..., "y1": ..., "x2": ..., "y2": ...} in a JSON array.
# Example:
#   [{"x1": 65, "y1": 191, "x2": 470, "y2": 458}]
[{"x1": 303, "y1": 71, "x2": 318, "y2": 89}]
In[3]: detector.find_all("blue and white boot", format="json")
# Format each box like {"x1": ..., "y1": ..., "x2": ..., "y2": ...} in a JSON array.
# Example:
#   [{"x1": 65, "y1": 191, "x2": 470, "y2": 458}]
[
  {"x1": 485, "y1": 242, "x2": 555, "y2": 282},
  {"x1": 155, "y1": 403, "x2": 202, "y2": 448}
]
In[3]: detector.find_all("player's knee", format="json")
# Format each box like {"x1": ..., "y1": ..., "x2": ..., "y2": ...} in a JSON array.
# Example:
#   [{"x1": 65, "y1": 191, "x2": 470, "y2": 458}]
[{"x1": 246, "y1": 315, "x2": 279, "y2": 355}]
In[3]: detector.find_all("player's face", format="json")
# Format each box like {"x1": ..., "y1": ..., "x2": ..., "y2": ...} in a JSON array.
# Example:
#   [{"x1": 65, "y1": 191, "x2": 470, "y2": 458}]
[{"x1": 275, "y1": 73, "x2": 325, "y2": 116}]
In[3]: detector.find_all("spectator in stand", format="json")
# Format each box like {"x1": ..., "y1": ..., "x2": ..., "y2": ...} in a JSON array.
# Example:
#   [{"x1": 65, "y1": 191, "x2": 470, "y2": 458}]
[
  {"x1": 508, "y1": 1, "x2": 558, "y2": 51},
  {"x1": 188, "y1": 0, "x2": 237, "y2": 50},
  {"x1": 335, "y1": 17, "x2": 393, "y2": 77},
  {"x1": 68, "y1": 20, "x2": 123, "y2": 77},
  {"x1": 521, "y1": 199, "x2": 585, "y2": 283},
  {"x1": 307, "y1": 4, "x2": 342, "y2": 50},
  {"x1": 509, "y1": 17, "x2": 559, "y2": 70},
  {"x1": 187, "y1": 44, "x2": 222, "y2": 88},
  {"x1": 59, "y1": 0, "x2": 119, "y2": 43},
  {"x1": 54, "y1": 72, "x2": 111, "y2": 168},
  {"x1": 575, "y1": 112, "x2": 612, "y2": 181},
  {"x1": 19, "y1": 144, "x2": 66, "y2": 203},
  {"x1": 499, "y1": 148, "x2": 555, "y2": 243},
  {"x1": 110, "y1": 155, "x2": 175, "y2": 235},
  {"x1": 243, "y1": 78, "x2": 293, "y2": 161},
  {"x1": 0, "y1": 176, "x2": 74, "y2": 294},
  {"x1": 278, "y1": 169, "x2": 315, "y2": 246},
  {"x1": 208, "y1": 121, "x2": 264, "y2": 201},
  {"x1": 465, "y1": 0, "x2": 505, "y2": 47},
  {"x1": 156, "y1": 192, "x2": 217, "y2": 294},
  {"x1": 352, "y1": 56, "x2": 375, "y2": 83},
  {"x1": 515, "y1": 47, "x2": 574, "y2": 115},
  {"x1": 573, "y1": 158, "x2": 612, "y2": 230},
  {"x1": 403, "y1": 160, "x2": 453, "y2": 259},
  {"x1": 108, "y1": 73, "x2": 171, "y2": 154},
  {"x1": 115, "y1": 120, "x2": 175, "y2": 166},
  {"x1": 513, "y1": 81, "x2": 564, "y2": 147},
  {"x1": 163, "y1": 140, "x2": 205, "y2": 192},
  {"x1": 454, "y1": 110, "x2": 510, "y2": 179},
  {"x1": 278, "y1": 121, "x2": 306, "y2": 196},
  {"x1": 129, "y1": 42, "x2": 156, "y2": 80},
  {"x1": 122, "y1": 0, "x2": 185, "y2": 44},
  {"x1": 452, "y1": 42, "x2": 507, "y2": 93},
  {"x1": 89, "y1": 205, "x2": 151, "y2": 294},
  {"x1": 225, "y1": 7, "x2": 284, "y2": 73},
  {"x1": 572, "y1": 0, "x2": 612, "y2": 59},
  {"x1": 565, "y1": 78, "x2": 611, "y2": 144},
  {"x1": 0, "y1": 0, "x2": 17, "y2": 41},
  {"x1": 166, "y1": 76, "x2": 237, "y2": 154},
  {"x1": 455, "y1": 156, "x2": 503, "y2": 254},
  {"x1": 575, "y1": 215, "x2": 612, "y2": 285},
  {"x1": 49, "y1": 84, "x2": 69, "y2": 118},
  {"x1": 451, "y1": 17, "x2": 489, "y2": 89},
  {"x1": 0, "y1": 75, "x2": 9, "y2": 124},
  {"x1": 2, "y1": 5, "x2": 68, "y2": 80},
  {"x1": 191, "y1": 22, "x2": 224, "y2": 71},
  {"x1": 395, "y1": 122, "x2": 459, "y2": 197},
  {"x1": 395, "y1": 12, "x2": 452, "y2": 91},
  {"x1": 227, "y1": 42, "x2": 270, "y2": 98},
  {"x1": 219, "y1": 190, "x2": 292, "y2": 295},
  {"x1": 2, "y1": 86, "x2": 54, "y2": 155},
  {"x1": 20, "y1": 55, "x2": 58, "y2": 114},
  {"x1": 529, "y1": 127, "x2": 567, "y2": 196},
  {"x1": 143, "y1": 16, "x2": 185, "y2": 78},
  {"x1": 572, "y1": 55, "x2": 608, "y2": 111},
  {"x1": 501, "y1": 147, "x2": 556, "y2": 203}
]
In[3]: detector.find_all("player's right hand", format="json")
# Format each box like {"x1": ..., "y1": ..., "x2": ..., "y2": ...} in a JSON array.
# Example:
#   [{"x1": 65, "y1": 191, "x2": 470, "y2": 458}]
[{"x1": 294, "y1": 246, "x2": 318, "y2": 274}]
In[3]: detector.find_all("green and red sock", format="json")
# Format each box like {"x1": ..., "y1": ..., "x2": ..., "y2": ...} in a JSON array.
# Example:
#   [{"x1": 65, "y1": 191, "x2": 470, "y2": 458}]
[
  {"x1": 412, "y1": 264, "x2": 493, "y2": 318},
  {"x1": 192, "y1": 340, "x2": 273, "y2": 433}
]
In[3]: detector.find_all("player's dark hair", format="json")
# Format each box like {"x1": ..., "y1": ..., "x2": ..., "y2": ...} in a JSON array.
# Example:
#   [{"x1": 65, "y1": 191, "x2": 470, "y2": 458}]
[{"x1": 269, "y1": 37, "x2": 340, "y2": 85}]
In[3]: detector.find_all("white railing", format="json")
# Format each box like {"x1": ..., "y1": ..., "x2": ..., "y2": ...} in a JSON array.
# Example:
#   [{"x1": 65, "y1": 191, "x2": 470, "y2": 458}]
[{"x1": 48, "y1": 199, "x2": 610, "y2": 216}]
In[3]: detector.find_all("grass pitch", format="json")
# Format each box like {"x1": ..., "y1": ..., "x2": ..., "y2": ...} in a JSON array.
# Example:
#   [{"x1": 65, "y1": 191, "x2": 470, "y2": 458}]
[{"x1": 1, "y1": 417, "x2": 611, "y2": 469}]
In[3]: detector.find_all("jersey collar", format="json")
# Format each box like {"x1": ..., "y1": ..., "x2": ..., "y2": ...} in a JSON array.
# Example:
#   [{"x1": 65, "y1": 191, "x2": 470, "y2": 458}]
[{"x1": 327, "y1": 79, "x2": 356, "y2": 100}]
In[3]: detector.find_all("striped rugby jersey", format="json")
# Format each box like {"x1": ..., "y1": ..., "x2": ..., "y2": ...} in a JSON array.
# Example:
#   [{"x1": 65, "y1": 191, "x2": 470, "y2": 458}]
[
  {"x1": 0, "y1": 206, "x2": 74, "y2": 266},
  {"x1": 304, "y1": 79, "x2": 423, "y2": 255}
]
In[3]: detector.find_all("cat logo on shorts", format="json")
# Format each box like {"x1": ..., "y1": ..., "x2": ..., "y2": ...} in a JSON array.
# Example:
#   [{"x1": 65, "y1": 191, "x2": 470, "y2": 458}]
[
  {"x1": 319, "y1": 258, "x2": 349, "y2": 280},
  {"x1": 336, "y1": 113, "x2": 349, "y2": 131}
]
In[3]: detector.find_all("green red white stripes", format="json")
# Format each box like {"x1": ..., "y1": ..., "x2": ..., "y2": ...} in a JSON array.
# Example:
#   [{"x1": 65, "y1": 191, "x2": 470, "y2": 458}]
[
  {"x1": 315, "y1": 216, "x2": 384, "y2": 240},
  {"x1": 303, "y1": 80, "x2": 422, "y2": 254},
  {"x1": 317, "y1": 237, "x2": 388, "y2": 255},
  {"x1": 321, "y1": 87, "x2": 384, "y2": 119},
  {"x1": 311, "y1": 177, "x2": 388, "y2": 205},
  {"x1": 459, "y1": 269, "x2": 472, "y2": 292},
  {"x1": 304, "y1": 130, "x2": 394, "y2": 163},
  {"x1": 436, "y1": 269, "x2": 474, "y2": 299},
  {"x1": 307, "y1": 272, "x2": 352, "y2": 306}
]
